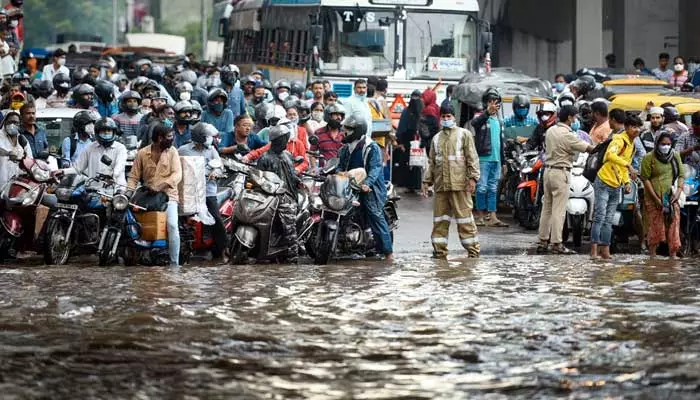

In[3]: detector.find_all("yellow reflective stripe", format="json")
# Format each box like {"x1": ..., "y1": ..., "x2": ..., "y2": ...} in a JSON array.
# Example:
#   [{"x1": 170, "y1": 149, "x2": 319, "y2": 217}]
[{"x1": 433, "y1": 215, "x2": 451, "y2": 222}]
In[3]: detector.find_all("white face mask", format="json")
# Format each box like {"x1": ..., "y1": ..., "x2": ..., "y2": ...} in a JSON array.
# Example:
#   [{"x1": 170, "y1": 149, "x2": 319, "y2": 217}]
[
  {"x1": 540, "y1": 114, "x2": 550, "y2": 122},
  {"x1": 441, "y1": 118, "x2": 455, "y2": 128},
  {"x1": 204, "y1": 136, "x2": 214, "y2": 148},
  {"x1": 9, "y1": 20, "x2": 17, "y2": 28},
  {"x1": 179, "y1": 91, "x2": 191, "y2": 101},
  {"x1": 278, "y1": 92, "x2": 289, "y2": 101},
  {"x1": 311, "y1": 111, "x2": 324, "y2": 122},
  {"x1": 659, "y1": 144, "x2": 672, "y2": 154},
  {"x1": 57, "y1": 57, "x2": 66, "y2": 66},
  {"x1": 84, "y1": 123, "x2": 95, "y2": 136},
  {"x1": 674, "y1": 63, "x2": 685, "y2": 72}
]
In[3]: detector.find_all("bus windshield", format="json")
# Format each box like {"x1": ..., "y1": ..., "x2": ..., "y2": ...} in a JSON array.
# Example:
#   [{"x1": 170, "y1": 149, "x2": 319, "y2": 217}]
[
  {"x1": 405, "y1": 12, "x2": 477, "y2": 79},
  {"x1": 318, "y1": 8, "x2": 397, "y2": 75}
]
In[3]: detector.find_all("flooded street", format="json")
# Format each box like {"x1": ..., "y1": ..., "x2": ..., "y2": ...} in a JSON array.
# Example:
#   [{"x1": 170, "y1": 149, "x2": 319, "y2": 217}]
[{"x1": 1, "y1": 196, "x2": 699, "y2": 399}]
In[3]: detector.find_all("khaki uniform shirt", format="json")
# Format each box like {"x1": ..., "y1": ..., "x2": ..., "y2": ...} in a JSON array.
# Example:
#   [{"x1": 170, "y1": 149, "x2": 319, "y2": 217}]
[
  {"x1": 128, "y1": 144, "x2": 183, "y2": 202},
  {"x1": 544, "y1": 123, "x2": 589, "y2": 169},
  {"x1": 423, "y1": 126, "x2": 480, "y2": 192}
]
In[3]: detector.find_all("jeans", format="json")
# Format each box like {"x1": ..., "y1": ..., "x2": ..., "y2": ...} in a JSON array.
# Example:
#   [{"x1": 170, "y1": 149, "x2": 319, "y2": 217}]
[
  {"x1": 206, "y1": 196, "x2": 228, "y2": 259},
  {"x1": 362, "y1": 192, "x2": 393, "y2": 255},
  {"x1": 591, "y1": 178, "x2": 621, "y2": 246},
  {"x1": 166, "y1": 200, "x2": 180, "y2": 265},
  {"x1": 476, "y1": 160, "x2": 501, "y2": 212}
]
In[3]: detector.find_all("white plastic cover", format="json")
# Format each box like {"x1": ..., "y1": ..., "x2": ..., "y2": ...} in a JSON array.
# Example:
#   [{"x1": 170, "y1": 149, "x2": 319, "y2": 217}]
[{"x1": 178, "y1": 156, "x2": 214, "y2": 225}]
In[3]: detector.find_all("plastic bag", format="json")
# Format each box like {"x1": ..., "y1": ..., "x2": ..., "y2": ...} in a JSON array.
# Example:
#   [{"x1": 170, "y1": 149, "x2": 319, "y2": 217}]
[{"x1": 409, "y1": 136, "x2": 426, "y2": 168}]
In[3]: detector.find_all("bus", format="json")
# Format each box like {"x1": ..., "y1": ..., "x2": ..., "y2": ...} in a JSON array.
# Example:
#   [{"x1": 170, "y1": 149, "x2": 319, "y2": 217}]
[{"x1": 219, "y1": 0, "x2": 489, "y2": 102}]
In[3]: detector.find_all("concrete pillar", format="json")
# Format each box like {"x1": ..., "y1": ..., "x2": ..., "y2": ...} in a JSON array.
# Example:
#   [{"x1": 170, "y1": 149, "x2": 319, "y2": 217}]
[
  {"x1": 573, "y1": 0, "x2": 604, "y2": 70},
  {"x1": 679, "y1": 0, "x2": 700, "y2": 60}
]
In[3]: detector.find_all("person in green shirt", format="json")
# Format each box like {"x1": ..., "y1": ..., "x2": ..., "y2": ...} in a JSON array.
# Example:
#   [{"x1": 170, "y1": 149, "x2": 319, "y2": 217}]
[{"x1": 640, "y1": 132, "x2": 684, "y2": 259}]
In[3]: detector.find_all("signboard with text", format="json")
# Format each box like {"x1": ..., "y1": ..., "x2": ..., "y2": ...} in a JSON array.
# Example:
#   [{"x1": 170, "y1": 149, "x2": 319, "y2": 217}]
[{"x1": 427, "y1": 57, "x2": 467, "y2": 72}]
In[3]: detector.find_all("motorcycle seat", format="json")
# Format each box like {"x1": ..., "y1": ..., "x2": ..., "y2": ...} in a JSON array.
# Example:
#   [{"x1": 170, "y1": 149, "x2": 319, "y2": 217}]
[{"x1": 216, "y1": 187, "x2": 233, "y2": 206}]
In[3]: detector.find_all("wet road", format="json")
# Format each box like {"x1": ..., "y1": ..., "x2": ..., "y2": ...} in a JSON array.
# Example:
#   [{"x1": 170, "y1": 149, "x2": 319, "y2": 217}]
[{"x1": 1, "y1": 195, "x2": 699, "y2": 399}]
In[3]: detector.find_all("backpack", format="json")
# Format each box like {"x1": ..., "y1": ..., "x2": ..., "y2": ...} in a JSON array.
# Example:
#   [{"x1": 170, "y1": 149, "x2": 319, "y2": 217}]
[{"x1": 583, "y1": 136, "x2": 627, "y2": 183}]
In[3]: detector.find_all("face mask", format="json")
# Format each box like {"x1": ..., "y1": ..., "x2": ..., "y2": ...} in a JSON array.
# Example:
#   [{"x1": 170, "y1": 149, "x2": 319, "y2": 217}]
[
  {"x1": 204, "y1": 136, "x2": 214, "y2": 148},
  {"x1": 305, "y1": 90, "x2": 313, "y2": 99},
  {"x1": 84, "y1": 123, "x2": 95, "y2": 136},
  {"x1": 10, "y1": 101, "x2": 23, "y2": 110},
  {"x1": 289, "y1": 125, "x2": 297, "y2": 141},
  {"x1": 554, "y1": 83, "x2": 565, "y2": 92},
  {"x1": 289, "y1": 118, "x2": 299, "y2": 125},
  {"x1": 571, "y1": 119, "x2": 581, "y2": 131},
  {"x1": 328, "y1": 119, "x2": 342, "y2": 130},
  {"x1": 674, "y1": 64, "x2": 684, "y2": 72},
  {"x1": 356, "y1": 94, "x2": 367, "y2": 101},
  {"x1": 278, "y1": 92, "x2": 289, "y2": 101},
  {"x1": 163, "y1": 118, "x2": 174, "y2": 128},
  {"x1": 311, "y1": 111, "x2": 324, "y2": 122},
  {"x1": 659, "y1": 144, "x2": 672, "y2": 154},
  {"x1": 179, "y1": 91, "x2": 191, "y2": 101},
  {"x1": 211, "y1": 103, "x2": 225, "y2": 113},
  {"x1": 10, "y1": 20, "x2": 17, "y2": 28},
  {"x1": 514, "y1": 108, "x2": 529, "y2": 118},
  {"x1": 97, "y1": 132, "x2": 115, "y2": 147},
  {"x1": 442, "y1": 119, "x2": 455, "y2": 129},
  {"x1": 57, "y1": 57, "x2": 66, "y2": 66},
  {"x1": 5, "y1": 123, "x2": 19, "y2": 136},
  {"x1": 540, "y1": 114, "x2": 551, "y2": 122}
]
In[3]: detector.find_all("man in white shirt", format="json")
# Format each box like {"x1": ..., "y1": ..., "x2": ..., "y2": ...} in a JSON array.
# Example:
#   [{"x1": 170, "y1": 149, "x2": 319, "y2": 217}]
[
  {"x1": 41, "y1": 48, "x2": 70, "y2": 83},
  {"x1": 75, "y1": 117, "x2": 127, "y2": 188},
  {"x1": 342, "y1": 79, "x2": 373, "y2": 137},
  {"x1": 0, "y1": 111, "x2": 32, "y2": 190}
]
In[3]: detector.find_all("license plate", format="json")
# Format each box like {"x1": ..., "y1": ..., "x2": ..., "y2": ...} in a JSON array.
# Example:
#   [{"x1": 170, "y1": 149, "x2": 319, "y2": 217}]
[{"x1": 56, "y1": 203, "x2": 78, "y2": 210}]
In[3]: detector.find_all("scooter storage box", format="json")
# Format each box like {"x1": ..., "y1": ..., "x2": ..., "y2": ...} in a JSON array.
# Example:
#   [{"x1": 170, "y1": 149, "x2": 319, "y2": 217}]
[
  {"x1": 178, "y1": 156, "x2": 207, "y2": 215},
  {"x1": 135, "y1": 211, "x2": 168, "y2": 241}
]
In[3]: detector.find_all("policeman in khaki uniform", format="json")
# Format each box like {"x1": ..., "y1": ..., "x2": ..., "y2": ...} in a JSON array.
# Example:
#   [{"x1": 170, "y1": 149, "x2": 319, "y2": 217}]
[
  {"x1": 537, "y1": 105, "x2": 595, "y2": 254},
  {"x1": 422, "y1": 104, "x2": 481, "y2": 258}
]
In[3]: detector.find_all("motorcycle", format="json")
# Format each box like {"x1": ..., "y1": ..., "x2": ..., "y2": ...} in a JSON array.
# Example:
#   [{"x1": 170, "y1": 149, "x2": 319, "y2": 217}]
[
  {"x1": 680, "y1": 164, "x2": 700, "y2": 256},
  {"x1": 124, "y1": 135, "x2": 138, "y2": 175},
  {"x1": 43, "y1": 154, "x2": 124, "y2": 265},
  {"x1": 563, "y1": 152, "x2": 594, "y2": 247},
  {"x1": 514, "y1": 150, "x2": 544, "y2": 230},
  {"x1": 0, "y1": 152, "x2": 60, "y2": 261},
  {"x1": 501, "y1": 139, "x2": 525, "y2": 208},
  {"x1": 311, "y1": 160, "x2": 400, "y2": 265}
]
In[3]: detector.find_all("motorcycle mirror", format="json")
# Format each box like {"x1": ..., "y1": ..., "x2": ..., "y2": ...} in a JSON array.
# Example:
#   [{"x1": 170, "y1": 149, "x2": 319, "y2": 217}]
[
  {"x1": 101, "y1": 155, "x2": 113, "y2": 166},
  {"x1": 236, "y1": 143, "x2": 251, "y2": 153},
  {"x1": 124, "y1": 135, "x2": 138, "y2": 150},
  {"x1": 308, "y1": 135, "x2": 319, "y2": 146},
  {"x1": 323, "y1": 157, "x2": 339, "y2": 173}
]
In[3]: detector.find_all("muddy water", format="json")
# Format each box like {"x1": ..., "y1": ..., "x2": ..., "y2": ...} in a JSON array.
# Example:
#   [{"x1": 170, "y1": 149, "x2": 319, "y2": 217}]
[{"x1": 0, "y1": 255, "x2": 698, "y2": 399}]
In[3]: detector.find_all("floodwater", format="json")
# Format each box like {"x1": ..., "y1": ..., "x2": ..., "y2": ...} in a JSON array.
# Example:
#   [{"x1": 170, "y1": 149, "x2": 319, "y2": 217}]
[{"x1": 0, "y1": 255, "x2": 698, "y2": 399}]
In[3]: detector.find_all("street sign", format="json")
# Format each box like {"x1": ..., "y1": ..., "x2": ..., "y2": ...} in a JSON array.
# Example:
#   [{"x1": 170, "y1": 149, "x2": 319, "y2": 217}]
[{"x1": 369, "y1": 0, "x2": 433, "y2": 6}]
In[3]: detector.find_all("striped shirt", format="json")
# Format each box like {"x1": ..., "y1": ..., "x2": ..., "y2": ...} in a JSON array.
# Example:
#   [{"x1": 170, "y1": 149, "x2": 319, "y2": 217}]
[
  {"x1": 311, "y1": 127, "x2": 344, "y2": 165},
  {"x1": 503, "y1": 114, "x2": 538, "y2": 128},
  {"x1": 113, "y1": 112, "x2": 144, "y2": 138}
]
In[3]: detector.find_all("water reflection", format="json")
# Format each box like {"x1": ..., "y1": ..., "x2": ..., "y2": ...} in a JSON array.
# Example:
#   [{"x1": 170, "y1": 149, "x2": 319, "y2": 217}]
[{"x1": 0, "y1": 255, "x2": 698, "y2": 398}]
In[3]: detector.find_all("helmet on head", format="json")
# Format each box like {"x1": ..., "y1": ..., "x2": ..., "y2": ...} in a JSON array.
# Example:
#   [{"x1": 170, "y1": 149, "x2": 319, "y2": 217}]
[
  {"x1": 178, "y1": 70, "x2": 198, "y2": 86},
  {"x1": 53, "y1": 72, "x2": 71, "y2": 92},
  {"x1": 274, "y1": 79, "x2": 291, "y2": 93},
  {"x1": 94, "y1": 80, "x2": 116, "y2": 104},
  {"x1": 512, "y1": 94, "x2": 531, "y2": 118},
  {"x1": 71, "y1": 68, "x2": 89, "y2": 87},
  {"x1": 147, "y1": 64, "x2": 165, "y2": 83},
  {"x1": 11, "y1": 72, "x2": 29, "y2": 85},
  {"x1": 207, "y1": 88, "x2": 229, "y2": 107},
  {"x1": 32, "y1": 79, "x2": 54, "y2": 99},
  {"x1": 325, "y1": 103, "x2": 346, "y2": 119},
  {"x1": 190, "y1": 101, "x2": 203, "y2": 124},
  {"x1": 481, "y1": 88, "x2": 502, "y2": 107},
  {"x1": 664, "y1": 106, "x2": 680, "y2": 123},
  {"x1": 190, "y1": 122, "x2": 218, "y2": 147},
  {"x1": 283, "y1": 96, "x2": 301, "y2": 111},
  {"x1": 263, "y1": 79, "x2": 273, "y2": 92},
  {"x1": 254, "y1": 102, "x2": 275, "y2": 124},
  {"x1": 119, "y1": 90, "x2": 142, "y2": 113},
  {"x1": 135, "y1": 58, "x2": 152, "y2": 75},
  {"x1": 557, "y1": 92, "x2": 576, "y2": 108},
  {"x1": 173, "y1": 100, "x2": 194, "y2": 124},
  {"x1": 131, "y1": 76, "x2": 149, "y2": 92},
  {"x1": 290, "y1": 80, "x2": 305, "y2": 98},
  {"x1": 341, "y1": 114, "x2": 369, "y2": 143},
  {"x1": 537, "y1": 102, "x2": 557, "y2": 127},
  {"x1": 95, "y1": 117, "x2": 119, "y2": 148},
  {"x1": 221, "y1": 65, "x2": 239, "y2": 86},
  {"x1": 72, "y1": 84, "x2": 95, "y2": 108},
  {"x1": 72, "y1": 110, "x2": 100, "y2": 137},
  {"x1": 571, "y1": 75, "x2": 596, "y2": 95}
]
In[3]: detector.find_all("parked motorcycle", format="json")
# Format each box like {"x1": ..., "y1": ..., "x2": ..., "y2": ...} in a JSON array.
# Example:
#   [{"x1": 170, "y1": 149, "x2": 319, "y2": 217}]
[
  {"x1": 124, "y1": 135, "x2": 138, "y2": 175},
  {"x1": 311, "y1": 160, "x2": 400, "y2": 265},
  {"x1": 514, "y1": 150, "x2": 544, "y2": 230},
  {"x1": 563, "y1": 152, "x2": 594, "y2": 247},
  {"x1": 0, "y1": 153, "x2": 60, "y2": 261},
  {"x1": 501, "y1": 139, "x2": 525, "y2": 208},
  {"x1": 680, "y1": 164, "x2": 700, "y2": 256}
]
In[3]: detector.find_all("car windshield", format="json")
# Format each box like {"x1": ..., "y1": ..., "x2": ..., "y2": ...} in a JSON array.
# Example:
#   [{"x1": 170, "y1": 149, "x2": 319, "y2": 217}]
[
  {"x1": 405, "y1": 12, "x2": 476, "y2": 80},
  {"x1": 37, "y1": 117, "x2": 72, "y2": 154},
  {"x1": 318, "y1": 8, "x2": 396, "y2": 75}
]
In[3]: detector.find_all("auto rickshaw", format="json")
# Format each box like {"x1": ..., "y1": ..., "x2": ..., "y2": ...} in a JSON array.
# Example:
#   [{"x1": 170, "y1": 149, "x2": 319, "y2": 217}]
[{"x1": 610, "y1": 93, "x2": 700, "y2": 125}]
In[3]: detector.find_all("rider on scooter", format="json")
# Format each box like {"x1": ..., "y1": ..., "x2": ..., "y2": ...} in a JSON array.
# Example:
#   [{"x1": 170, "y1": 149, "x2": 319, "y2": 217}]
[
  {"x1": 527, "y1": 102, "x2": 557, "y2": 151},
  {"x1": 256, "y1": 123, "x2": 300, "y2": 262},
  {"x1": 337, "y1": 116, "x2": 393, "y2": 262}
]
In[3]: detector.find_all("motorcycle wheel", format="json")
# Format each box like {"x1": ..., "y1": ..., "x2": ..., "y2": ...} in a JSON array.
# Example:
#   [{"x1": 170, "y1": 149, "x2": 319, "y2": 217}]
[
  {"x1": 562, "y1": 219, "x2": 569, "y2": 244},
  {"x1": 305, "y1": 226, "x2": 318, "y2": 259},
  {"x1": 229, "y1": 239, "x2": 248, "y2": 265},
  {"x1": 98, "y1": 230, "x2": 118, "y2": 266},
  {"x1": 43, "y1": 219, "x2": 72, "y2": 266},
  {"x1": 0, "y1": 232, "x2": 13, "y2": 262},
  {"x1": 314, "y1": 225, "x2": 336, "y2": 265},
  {"x1": 572, "y1": 215, "x2": 584, "y2": 248},
  {"x1": 122, "y1": 246, "x2": 138, "y2": 266},
  {"x1": 516, "y1": 190, "x2": 530, "y2": 227}
]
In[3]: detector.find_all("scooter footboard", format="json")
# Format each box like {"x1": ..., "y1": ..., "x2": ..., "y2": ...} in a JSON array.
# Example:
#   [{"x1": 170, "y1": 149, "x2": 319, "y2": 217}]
[{"x1": 235, "y1": 226, "x2": 258, "y2": 249}]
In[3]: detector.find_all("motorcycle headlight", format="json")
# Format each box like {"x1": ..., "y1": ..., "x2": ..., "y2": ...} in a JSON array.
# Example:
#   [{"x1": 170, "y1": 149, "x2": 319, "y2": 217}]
[
  {"x1": 127, "y1": 150, "x2": 137, "y2": 160},
  {"x1": 56, "y1": 187, "x2": 72, "y2": 202},
  {"x1": 31, "y1": 164, "x2": 51, "y2": 182},
  {"x1": 326, "y1": 195, "x2": 346, "y2": 211},
  {"x1": 112, "y1": 193, "x2": 129, "y2": 211},
  {"x1": 21, "y1": 187, "x2": 40, "y2": 206},
  {"x1": 522, "y1": 167, "x2": 533, "y2": 175}
]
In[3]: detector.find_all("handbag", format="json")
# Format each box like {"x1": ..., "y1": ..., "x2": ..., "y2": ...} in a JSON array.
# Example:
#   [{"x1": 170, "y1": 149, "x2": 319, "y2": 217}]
[{"x1": 408, "y1": 134, "x2": 427, "y2": 168}]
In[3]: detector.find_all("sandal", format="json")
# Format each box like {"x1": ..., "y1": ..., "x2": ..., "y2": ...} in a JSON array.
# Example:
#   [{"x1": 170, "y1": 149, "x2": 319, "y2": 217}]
[
  {"x1": 487, "y1": 219, "x2": 509, "y2": 227},
  {"x1": 536, "y1": 242, "x2": 549, "y2": 254},
  {"x1": 475, "y1": 217, "x2": 485, "y2": 226},
  {"x1": 550, "y1": 245, "x2": 576, "y2": 255}
]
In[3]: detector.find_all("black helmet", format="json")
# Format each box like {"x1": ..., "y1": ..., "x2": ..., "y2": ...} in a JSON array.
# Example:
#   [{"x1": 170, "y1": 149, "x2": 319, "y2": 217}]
[
  {"x1": 274, "y1": 79, "x2": 291, "y2": 93},
  {"x1": 71, "y1": 68, "x2": 89, "y2": 87},
  {"x1": 190, "y1": 122, "x2": 218, "y2": 147},
  {"x1": 240, "y1": 75, "x2": 251, "y2": 87},
  {"x1": 220, "y1": 66, "x2": 238, "y2": 86},
  {"x1": 135, "y1": 58, "x2": 152, "y2": 76},
  {"x1": 178, "y1": 70, "x2": 198, "y2": 86},
  {"x1": 31, "y1": 79, "x2": 54, "y2": 99},
  {"x1": 119, "y1": 90, "x2": 142, "y2": 113},
  {"x1": 95, "y1": 117, "x2": 118, "y2": 148},
  {"x1": 512, "y1": 95, "x2": 531, "y2": 111},
  {"x1": 11, "y1": 72, "x2": 29, "y2": 85},
  {"x1": 481, "y1": 88, "x2": 502, "y2": 106},
  {"x1": 207, "y1": 88, "x2": 229, "y2": 106},
  {"x1": 95, "y1": 80, "x2": 115, "y2": 104},
  {"x1": 174, "y1": 100, "x2": 194, "y2": 124},
  {"x1": 131, "y1": 76, "x2": 150, "y2": 93},
  {"x1": 72, "y1": 110, "x2": 100, "y2": 136},
  {"x1": 269, "y1": 123, "x2": 291, "y2": 141},
  {"x1": 190, "y1": 100, "x2": 203, "y2": 124},
  {"x1": 283, "y1": 96, "x2": 301, "y2": 111},
  {"x1": 142, "y1": 79, "x2": 160, "y2": 97},
  {"x1": 147, "y1": 64, "x2": 165, "y2": 83},
  {"x1": 290, "y1": 80, "x2": 305, "y2": 98},
  {"x1": 664, "y1": 106, "x2": 680, "y2": 123},
  {"x1": 254, "y1": 102, "x2": 275, "y2": 124},
  {"x1": 572, "y1": 75, "x2": 596, "y2": 95},
  {"x1": 263, "y1": 79, "x2": 273, "y2": 92},
  {"x1": 341, "y1": 115, "x2": 368, "y2": 143},
  {"x1": 53, "y1": 72, "x2": 71, "y2": 92},
  {"x1": 72, "y1": 84, "x2": 95, "y2": 108}
]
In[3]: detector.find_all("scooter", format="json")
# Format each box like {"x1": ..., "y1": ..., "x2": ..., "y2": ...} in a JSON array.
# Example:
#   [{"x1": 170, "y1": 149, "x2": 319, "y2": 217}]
[
  {"x1": 563, "y1": 152, "x2": 594, "y2": 247},
  {"x1": 0, "y1": 152, "x2": 60, "y2": 261},
  {"x1": 514, "y1": 150, "x2": 544, "y2": 230},
  {"x1": 502, "y1": 139, "x2": 525, "y2": 208}
]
